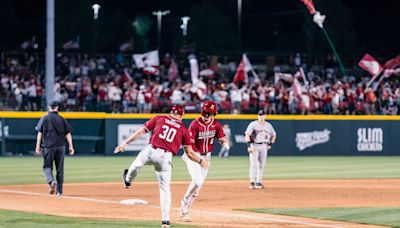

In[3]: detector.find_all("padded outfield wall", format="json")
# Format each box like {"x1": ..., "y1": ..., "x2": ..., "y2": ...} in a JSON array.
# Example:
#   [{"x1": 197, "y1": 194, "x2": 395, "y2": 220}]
[{"x1": 1, "y1": 112, "x2": 399, "y2": 156}]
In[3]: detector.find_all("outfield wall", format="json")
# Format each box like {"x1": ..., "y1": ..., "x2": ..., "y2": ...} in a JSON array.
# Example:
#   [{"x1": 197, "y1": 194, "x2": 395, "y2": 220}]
[{"x1": 1, "y1": 112, "x2": 399, "y2": 156}]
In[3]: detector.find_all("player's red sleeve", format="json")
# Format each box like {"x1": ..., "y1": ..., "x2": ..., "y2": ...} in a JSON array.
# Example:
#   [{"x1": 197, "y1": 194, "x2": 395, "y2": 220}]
[
  {"x1": 144, "y1": 116, "x2": 158, "y2": 132},
  {"x1": 188, "y1": 120, "x2": 197, "y2": 144},
  {"x1": 182, "y1": 127, "x2": 191, "y2": 146},
  {"x1": 216, "y1": 122, "x2": 225, "y2": 139}
]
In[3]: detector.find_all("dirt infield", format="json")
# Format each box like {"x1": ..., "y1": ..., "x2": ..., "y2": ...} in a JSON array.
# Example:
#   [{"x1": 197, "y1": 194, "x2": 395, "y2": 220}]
[{"x1": 1, "y1": 179, "x2": 399, "y2": 227}]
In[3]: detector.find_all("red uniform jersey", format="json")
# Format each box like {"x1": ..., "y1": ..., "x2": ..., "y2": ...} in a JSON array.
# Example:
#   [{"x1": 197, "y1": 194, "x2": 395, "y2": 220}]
[
  {"x1": 144, "y1": 115, "x2": 190, "y2": 155},
  {"x1": 189, "y1": 117, "x2": 225, "y2": 154}
]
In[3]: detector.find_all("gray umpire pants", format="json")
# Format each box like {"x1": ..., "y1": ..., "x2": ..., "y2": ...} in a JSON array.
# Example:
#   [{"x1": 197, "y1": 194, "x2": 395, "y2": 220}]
[
  {"x1": 249, "y1": 143, "x2": 269, "y2": 183},
  {"x1": 43, "y1": 146, "x2": 65, "y2": 194}
]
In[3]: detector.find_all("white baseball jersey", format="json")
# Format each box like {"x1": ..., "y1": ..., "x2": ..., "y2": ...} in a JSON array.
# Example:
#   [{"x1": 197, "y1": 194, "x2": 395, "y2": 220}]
[{"x1": 245, "y1": 120, "x2": 276, "y2": 143}]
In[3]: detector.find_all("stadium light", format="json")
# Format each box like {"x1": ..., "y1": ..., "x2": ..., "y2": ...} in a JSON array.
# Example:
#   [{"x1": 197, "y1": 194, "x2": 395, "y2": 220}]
[
  {"x1": 92, "y1": 4, "x2": 101, "y2": 20},
  {"x1": 152, "y1": 10, "x2": 170, "y2": 51},
  {"x1": 180, "y1": 16, "x2": 190, "y2": 37}
]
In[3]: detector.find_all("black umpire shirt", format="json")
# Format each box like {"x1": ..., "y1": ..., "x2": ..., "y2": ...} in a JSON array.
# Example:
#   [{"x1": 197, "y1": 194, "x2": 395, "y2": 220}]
[{"x1": 35, "y1": 112, "x2": 73, "y2": 148}]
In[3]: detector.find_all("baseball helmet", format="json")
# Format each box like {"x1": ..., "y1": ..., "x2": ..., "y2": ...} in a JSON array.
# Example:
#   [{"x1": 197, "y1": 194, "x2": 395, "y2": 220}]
[
  {"x1": 171, "y1": 104, "x2": 184, "y2": 116},
  {"x1": 201, "y1": 100, "x2": 218, "y2": 117}
]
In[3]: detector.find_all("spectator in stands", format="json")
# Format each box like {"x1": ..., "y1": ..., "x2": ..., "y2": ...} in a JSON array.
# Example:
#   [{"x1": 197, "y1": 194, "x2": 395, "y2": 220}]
[
  {"x1": 230, "y1": 85, "x2": 242, "y2": 114},
  {"x1": 108, "y1": 81, "x2": 122, "y2": 113},
  {"x1": 1, "y1": 52, "x2": 399, "y2": 116}
]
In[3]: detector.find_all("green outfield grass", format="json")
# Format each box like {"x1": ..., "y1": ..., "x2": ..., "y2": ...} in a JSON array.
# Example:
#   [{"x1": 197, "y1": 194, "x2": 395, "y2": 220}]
[
  {"x1": 0, "y1": 209, "x2": 194, "y2": 228},
  {"x1": 239, "y1": 208, "x2": 400, "y2": 228},
  {"x1": 0, "y1": 156, "x2": 399, "y2": 185}
]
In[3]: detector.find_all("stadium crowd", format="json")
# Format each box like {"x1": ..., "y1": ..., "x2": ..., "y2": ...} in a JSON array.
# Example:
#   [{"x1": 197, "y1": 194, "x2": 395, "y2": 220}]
[{"x1": 1, "y1": 52, "x2": 399, "y2": 115}]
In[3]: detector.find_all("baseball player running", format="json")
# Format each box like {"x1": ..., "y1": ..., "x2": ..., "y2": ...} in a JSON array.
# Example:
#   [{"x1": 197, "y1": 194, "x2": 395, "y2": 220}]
[
  {"x1": 244, "y1": 109, "x2": 276, "y2": 189},
  {"x1": 180, "y1": 100, "x2": 230, "y2": 222},
  {"x1": 114, "y1": 105, "x2": 209, "y2": 228}
]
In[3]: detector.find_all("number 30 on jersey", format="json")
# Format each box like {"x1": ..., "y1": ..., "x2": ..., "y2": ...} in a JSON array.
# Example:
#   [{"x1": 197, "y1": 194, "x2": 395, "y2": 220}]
[{"x1": 159, "y1": 125, "x2": 177, "y2": 142}]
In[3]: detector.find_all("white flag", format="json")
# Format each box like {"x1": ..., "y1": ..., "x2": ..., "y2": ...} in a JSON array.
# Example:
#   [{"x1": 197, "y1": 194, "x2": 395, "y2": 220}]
[{"x1": 132, "y1": 50, "x2": 160, "y2": 75}]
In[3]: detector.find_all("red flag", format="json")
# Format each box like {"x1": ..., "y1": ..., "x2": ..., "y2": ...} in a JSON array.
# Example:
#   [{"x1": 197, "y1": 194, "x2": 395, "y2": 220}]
[
  {"x1": 233, "y1": 59, "x2": 246, "y2": 85},
  {"x1": 233, "y1": 54, "x2": 254, "y2": 85},
  {"x1": 300, "y1": 0, "x2": 316, "y2": 14},
  {"x1": 383, "y1": 54, "x2": 400, "y2": 70},
  {"x1": 358, "y1": 53, "x2": 383, "y2": 77}
]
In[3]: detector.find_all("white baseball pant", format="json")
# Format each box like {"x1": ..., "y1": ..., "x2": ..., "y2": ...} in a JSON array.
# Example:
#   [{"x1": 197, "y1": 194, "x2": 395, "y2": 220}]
[
  {"x1": 181, "y1": 152, "x2": 210, "y2": 204},
  {"x1": 125, "y1": 145, "x2": 173, "y2": 221},
  {"x1": 249, "y1": 143, "x2": 269, "y2": 183}
]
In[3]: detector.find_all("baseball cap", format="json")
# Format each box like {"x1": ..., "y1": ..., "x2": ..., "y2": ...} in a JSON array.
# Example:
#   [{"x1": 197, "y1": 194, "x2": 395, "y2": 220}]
[
  {"x1": 257, "y1": 109, "x2": 266, "y2": 115},
  {"x1": 49, "y1": 101, "x2": 60, "y2": 109}
]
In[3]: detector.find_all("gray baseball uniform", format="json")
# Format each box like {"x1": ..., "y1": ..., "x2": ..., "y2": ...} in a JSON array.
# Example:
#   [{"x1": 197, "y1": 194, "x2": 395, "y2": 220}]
[{"x1": 245, "y1": 120, "x2": 276, "y2": 184}]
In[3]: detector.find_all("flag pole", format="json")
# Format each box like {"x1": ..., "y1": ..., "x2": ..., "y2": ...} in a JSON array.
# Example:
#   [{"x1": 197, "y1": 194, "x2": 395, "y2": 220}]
[{"x1": 321, "y1": 27, "x2": 346, "y2": 76}]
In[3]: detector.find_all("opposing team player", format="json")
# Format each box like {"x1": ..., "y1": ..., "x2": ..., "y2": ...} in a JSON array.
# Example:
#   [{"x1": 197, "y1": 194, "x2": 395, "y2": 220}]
[
  {"x1": 180, "y1": 100, "x2": 230, "y2": 222},
  {"x1": 245, "y1": 109, "x2": 276, "y2": 189},
  {"x1": 114, "y1": 105, "x2": 209, "y2": 228}
]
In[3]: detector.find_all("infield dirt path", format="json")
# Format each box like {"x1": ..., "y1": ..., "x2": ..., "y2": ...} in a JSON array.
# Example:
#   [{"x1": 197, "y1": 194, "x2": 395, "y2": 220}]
[{"x1": 1, "y1": 179, "x2": 399, "y2": 227}]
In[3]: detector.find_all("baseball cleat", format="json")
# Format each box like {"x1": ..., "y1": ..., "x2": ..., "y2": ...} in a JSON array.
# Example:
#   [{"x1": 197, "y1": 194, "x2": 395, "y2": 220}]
[
  {"x1": 180, "y1": 200, "x2": 189, "y2": 215},
  {"x1": 249, "y1": 182, "x2": 255, "y2": 189},
  {"x1": 161, "y1": 220, "x2": 170, "y2": 227},
  {"x1": 180, "y1": 213, "x2": 192, "y2": 222},
  {"x1": 56, "y1": 192, "x2": 62, "y2": 197},
  {"x1": 122, "y1": 169, "x2": 131, "y2": 188},
  {"x1": 49, "y1": 181, "x2": 57, "y2": 194},
  {"x1": 255, "y1": 183, "x2": 265, "y2": 189}
]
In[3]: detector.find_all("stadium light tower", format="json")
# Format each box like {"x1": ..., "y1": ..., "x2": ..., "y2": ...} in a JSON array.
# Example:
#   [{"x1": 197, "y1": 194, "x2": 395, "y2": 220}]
[
  {"x1": 92, "y1": 4, "x2": 101, "y2": 20},
  {"x1": 45, "y1": 0, "x2": 55, "y2": 107},
  {"x1": 152, "y1": 10, "x2": 170, "y2": 51},
  {"x1": 237, "y1": 0, "x2": 242, "y2": 50}
]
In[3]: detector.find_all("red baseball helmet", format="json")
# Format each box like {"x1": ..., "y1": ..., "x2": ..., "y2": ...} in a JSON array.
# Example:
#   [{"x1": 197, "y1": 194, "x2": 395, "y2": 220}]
[
  {"x1": 171, "y1": 104, "x2": 184, "y2": 116},
  {"x1": 201, "y1": 100, "x2": 218, "y2": 117}
]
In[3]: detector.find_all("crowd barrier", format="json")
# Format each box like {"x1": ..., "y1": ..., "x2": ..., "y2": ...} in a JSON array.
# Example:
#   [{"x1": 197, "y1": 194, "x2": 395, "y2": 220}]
[{"x1": 1, "y1": 112, "x2": 399, "y2": 156}]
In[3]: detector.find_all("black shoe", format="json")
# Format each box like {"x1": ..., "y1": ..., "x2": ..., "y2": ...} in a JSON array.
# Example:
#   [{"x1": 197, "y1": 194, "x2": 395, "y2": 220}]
[
  {"x1": 122, "y1": 169, "x2": 131, "y2": 188},
  {"x1": 255, "y1": 183, "x2": 265, "y2": 189},
  {"x1": 161, "y1": 220, "x2": 170, "y2": 228},
  {"x1": 249, "y1": 182, "x2": 255, "y2": 189}
]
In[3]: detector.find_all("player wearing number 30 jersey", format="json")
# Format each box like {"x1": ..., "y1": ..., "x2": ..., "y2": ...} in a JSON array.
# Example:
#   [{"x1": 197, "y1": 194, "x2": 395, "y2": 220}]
[
  {"x1": 114, "y1": 105, "x2": 209, "y2": 228},
  {"x1": 180, "y1": 101, "x2": 230, "y2": 222}
]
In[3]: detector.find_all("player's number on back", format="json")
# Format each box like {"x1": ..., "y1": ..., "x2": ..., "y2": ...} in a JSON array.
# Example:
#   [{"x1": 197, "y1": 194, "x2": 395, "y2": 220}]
[{"x1": 159, "y1": 125, "x2": 177, "y2": 142}]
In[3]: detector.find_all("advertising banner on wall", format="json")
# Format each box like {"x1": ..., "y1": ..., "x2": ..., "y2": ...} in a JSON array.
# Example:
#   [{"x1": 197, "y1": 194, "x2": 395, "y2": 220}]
[
  {"x1": 1, "y1": 114, "x2": 399, "y2": 156},
  {"x1": 118, "y1": 124, "x2": 150, "y2": 151}
]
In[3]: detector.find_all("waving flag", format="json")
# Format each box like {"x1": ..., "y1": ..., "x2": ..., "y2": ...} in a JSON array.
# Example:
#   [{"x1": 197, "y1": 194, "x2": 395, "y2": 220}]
[
  {"x1": 300, "y1": 0, "x2": 316, "y2": 14},
  {"x1": 358, "y1": 53, "x2": 383, "y2": 76},
  {"x1": 233, "y1": 54, "x2": 260, "y2": 84},
  {"x1": 63, "y1": 36, "x2": 80, "y2": 50},
  {"x1": 274, "y1": 73, "x2": 293, "y2": 84},
  {"x1": 189, "y1": 55, "x2": 207, "y2": 100},
  {"x1": 133, "y1": 50, "x2": 160, "y2": 75},
  {"x1": 383, "y1": 54, "x2": 400, "y2": 70},
  {"x1": 119, "y1": 39, "x2": 133, "y2": 52}
]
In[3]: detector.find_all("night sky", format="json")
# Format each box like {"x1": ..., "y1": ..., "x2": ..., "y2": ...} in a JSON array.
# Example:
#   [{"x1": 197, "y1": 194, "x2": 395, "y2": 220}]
[{"x1": 2, "y1": 0, "x2": 399, "y2": 59}]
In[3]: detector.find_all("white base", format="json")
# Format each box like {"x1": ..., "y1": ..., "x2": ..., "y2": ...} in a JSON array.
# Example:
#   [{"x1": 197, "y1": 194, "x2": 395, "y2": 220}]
[{"x1": 120, "y1": 199, "x2": 148, "y2": 205}]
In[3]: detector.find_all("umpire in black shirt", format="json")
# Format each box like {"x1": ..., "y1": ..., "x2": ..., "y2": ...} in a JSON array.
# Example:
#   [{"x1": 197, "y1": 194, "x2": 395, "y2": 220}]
[{"x1": 35, "y1": 101, "x2": 74, "y2": 196}]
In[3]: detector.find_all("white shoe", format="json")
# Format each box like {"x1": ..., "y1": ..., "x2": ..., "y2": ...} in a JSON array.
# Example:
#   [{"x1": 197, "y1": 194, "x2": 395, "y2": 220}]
[{"x1": 180, "y1": 200, "x2": 189, "y2": 215}]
